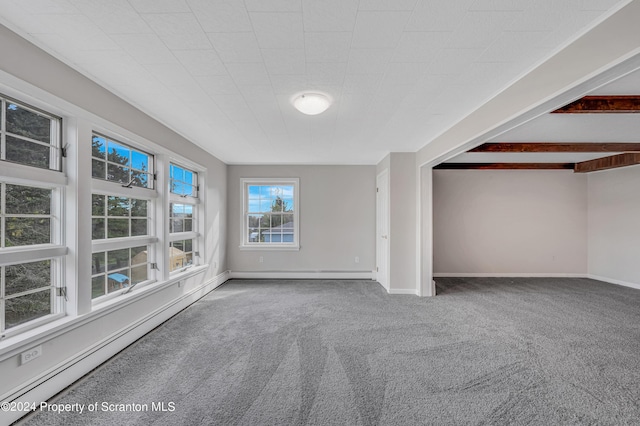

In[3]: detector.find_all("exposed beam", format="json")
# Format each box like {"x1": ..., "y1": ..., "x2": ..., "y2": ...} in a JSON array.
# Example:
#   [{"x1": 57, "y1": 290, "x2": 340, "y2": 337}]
[
  {"x1": 470, "y1": 142, "x2": 640, "y2": 153},
  {"x1": 434, "y1": 163, "x2": 574, "y2": 170},
  {"x1": 552, "y1": 95, "x2": 640, "y2": 113},
  {"x1": 574, "y1": 153, "x2": 640, "y2": 173}
]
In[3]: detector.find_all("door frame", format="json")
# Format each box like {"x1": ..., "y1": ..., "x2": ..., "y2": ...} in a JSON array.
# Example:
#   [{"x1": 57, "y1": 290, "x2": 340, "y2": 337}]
[{"x1": 376, "y1": 169, "x2": 390, "y2": 291}]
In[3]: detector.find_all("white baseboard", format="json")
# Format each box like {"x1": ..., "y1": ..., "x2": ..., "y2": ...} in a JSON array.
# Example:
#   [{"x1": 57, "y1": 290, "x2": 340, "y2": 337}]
[
  {"x1": 433, "y1": 273, "x2": 588, "y2": 278},
  {"x1": 0, "y1": 271, "x2": 230, "y2": 425},
  {"x1": 229, "y1": 271, "x2": 373, "y2": 280},
  {"x1": 587, "y1": 274, "x2": 640, "y2": 290},
  {"x1": 432, "y1": 273, "x2": 640, "y2": 291},
  {"x1": 388, "y1": 288, "x2": 419, "y2": 295}
]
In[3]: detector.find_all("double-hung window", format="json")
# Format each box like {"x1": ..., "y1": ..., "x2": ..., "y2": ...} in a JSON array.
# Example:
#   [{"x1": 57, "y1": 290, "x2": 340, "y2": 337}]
[
  {"x1": 90, "y1": 133, "x2": 156, "y2": 300},
  {"x1": 168, "y1": 163, "x2": 199, "y2": 272},
  {"x1": 241, "y1": 178, "x2": 299, "y2": 250},
  {"x1": 0, "y1": 95, "x2": 65, "y2": 335}
]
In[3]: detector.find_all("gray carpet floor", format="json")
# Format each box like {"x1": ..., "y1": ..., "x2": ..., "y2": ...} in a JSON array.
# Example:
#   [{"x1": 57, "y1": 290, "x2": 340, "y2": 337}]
[{"x1": 19, "y1": 278, "x2": 640, "y2": 425}]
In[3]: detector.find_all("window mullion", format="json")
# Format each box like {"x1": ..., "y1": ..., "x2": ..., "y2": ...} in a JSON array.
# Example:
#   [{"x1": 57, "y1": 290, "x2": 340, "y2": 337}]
[{"x1": 1, "y1": 98, "x2": 6, "y2": 162}]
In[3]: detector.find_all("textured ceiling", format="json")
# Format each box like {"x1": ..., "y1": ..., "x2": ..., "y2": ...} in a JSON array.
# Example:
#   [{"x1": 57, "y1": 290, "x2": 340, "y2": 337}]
[{"x1": 0, "y1": 0, "x2": 628, "y2": 164}]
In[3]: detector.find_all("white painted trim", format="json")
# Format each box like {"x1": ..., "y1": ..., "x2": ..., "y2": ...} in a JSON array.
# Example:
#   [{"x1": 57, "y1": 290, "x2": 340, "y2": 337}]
[
  {"x1": 387, "y1": 288, "x2": 419, "y2": 295},
  {"x1": 0, "y1": 270, "x2": 230, "y2": 425},
  {"x1": 433, "y1": 273, "x2": 588, "y2": 278},
  {"x1": 587, "y1": 274, "x2": 640, "y2": 291},
  {"x1": 229, "y1": 271, "x2": 373, "y2": 280}
]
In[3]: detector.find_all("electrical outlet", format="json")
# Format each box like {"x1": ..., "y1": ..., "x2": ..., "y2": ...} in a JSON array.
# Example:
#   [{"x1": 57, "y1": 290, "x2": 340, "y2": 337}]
[
  {"x1": 21, "y1": 345, "x2": 42, "y2": 365},
  {"x1": 259, "y1": 256, "x2": 264, "y2": 263},
  {"x1": 355, "y1": 256, "x2": 360, "y2": 264}
]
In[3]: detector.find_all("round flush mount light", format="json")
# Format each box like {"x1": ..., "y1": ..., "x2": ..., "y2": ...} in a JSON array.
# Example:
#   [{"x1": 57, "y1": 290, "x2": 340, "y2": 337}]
[{"x1": 292, "y1": 92, "x2": 332, "y2": 115}]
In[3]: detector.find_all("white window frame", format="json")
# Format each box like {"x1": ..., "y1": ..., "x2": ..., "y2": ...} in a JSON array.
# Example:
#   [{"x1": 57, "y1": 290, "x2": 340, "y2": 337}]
[
  {"x1": 240, "y1": 178, "x2": 299, "y2": 251},
  {"x1": 168, "y1": 162, "x2": 201, "y2": 274},
  {"x1": 90, "y1": 132, "x2": 158, "y2": 304},
  {"x1": 0, "y1": 93, "x2": 66, "y2": 338}
]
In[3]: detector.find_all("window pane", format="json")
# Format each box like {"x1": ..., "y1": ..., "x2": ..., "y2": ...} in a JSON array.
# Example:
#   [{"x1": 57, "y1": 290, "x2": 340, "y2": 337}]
[
  {"x1": 184, "y1": 170, "x2": 193, "y2": 184},
  {"x1": 92, "y1": 252, "x2": 106, "y2": 274},
  {"x1": 132, "y1": 172, "x2": 149, "y2": 189},
  {"x1": 259, "y1": 199, "x2": 272, "y2": 212},
  {"x1": 130, "y1": 198, "x2": 147, "y2": 217},
  {"x1": 248, "y1": 214, "x2": 265, "y2": 228},
  {"x1": 170, "y1": 203, "x2": 183, "y2": 215},
  {"x1": 248, "y1": 185, "x2": 260, "y2": 200},
  {"x1": 92, "y1": 135, "x2": 106, "y2": 159},
  {"x1": 6, "y1": 136, "x2": 50, "y2": 169},
  {"x1": 92, "y1": 218, "x2": 105, "y2": 240},
  {"x1": 170, "y1": 164, "x2": 196, "y2": 196},
  {"x1": 6, "y1": 184, "x2": 51, "y2": 214},
  {"x1": 92, "y1": 275, "x2": 106, "y2": 298},
  {"x1": 183, "y1": 219, "x2": 192, "y2": 232},
  {"x1": 131, "y1": 265, "x2": 147, "y2": 284},
  {"x1": 107, "y1": 218, "x2": 128, "y2": 238},
  {"x1": 92, "y1": 159, "x2": 106, "y2": 179},
  {"x1": 108, "y1": 273, "x2": 129, "y2": 293},
  {"x1": 6, "y1": 102, "x2": 51, "y2": 143},
  {"x1": 107, "y1": 196, "x2": 129, "y2": 216},
  {"x1": 92, "y1": 246, "x2": 148, "y2": 299},
  {"x1": 92, "y1": 194, "x2": 105, "y2": 216},
  {"x1": 170, "y1": 165, "x2": 184, "y2": 183},
  {"x1": 181, "y1": 184, "x2": 194, "y2": 197},
  {"x1": 169, "y1": 240, "x2": 194, "y2": 272},
  {"x1": 131, "y1": 219, "x2": 147, "y2": 236},
  {"x1": 131, "y1": 151, "x2": 148, "y2": 171},
  {"x1": 282, "y1": 215, "x2": 294, "y2": 242},
  {"x1": 131, "y1": 246, "x2": 147, "y2": 265},
  {"x1": 5, "y1": 260, "x2": 51, "y2": 295},
  {"x1": 5, "y1": 218, "x2": 50, "y2": 246},
  {"x1": 107, "y1": 248, "x2": 129, "y2": 271},
  {"x1": 5, "y1": 290, "x2": 51, "y2": 329},
  {"x1": 107, "y1": 141, "x2": 130, "y2": 166},
  {"x1": 107, "y1": 164, "x2": 129, "y2": 185}
]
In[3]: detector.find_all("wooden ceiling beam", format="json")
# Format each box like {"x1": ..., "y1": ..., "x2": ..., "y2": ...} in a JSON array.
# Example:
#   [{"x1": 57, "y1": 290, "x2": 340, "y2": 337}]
[
  {"x1": 469, "y1": 142, "x2": 640, "y2": 153},
  {"x1": 552, "y1": 95, "x2": 640, "y2": 113},
  {"x1": 574, "y1": 153, "x2": 640, "y2": 173},
  {"x1": 434, "y1": 163, "x2": 574, "y2": 170}
]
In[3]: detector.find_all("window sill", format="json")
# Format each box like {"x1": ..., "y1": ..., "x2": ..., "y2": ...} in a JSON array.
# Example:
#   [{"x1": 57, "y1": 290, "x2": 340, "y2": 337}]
[{"x1": 239, "y1": 245, "x2": 300, "y2": 251}]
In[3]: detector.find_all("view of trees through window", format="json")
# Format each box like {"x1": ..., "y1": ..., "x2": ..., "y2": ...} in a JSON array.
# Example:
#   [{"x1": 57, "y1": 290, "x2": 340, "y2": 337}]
[
  {"x1": 2, "y1": 260, "x2": 52, "y2": 329},
  {"x1": 91, "y1": 134, "x2": 152, "y2": 188},
  {"x1": 247, "y1": 184, "x2": 295, "y2": 243},
  {"x1": 1, "y1": 98, "x2": 60, "y2": 170},
  {"x1": 92, "y1": 195, "x2": 148, "y2": 240}
]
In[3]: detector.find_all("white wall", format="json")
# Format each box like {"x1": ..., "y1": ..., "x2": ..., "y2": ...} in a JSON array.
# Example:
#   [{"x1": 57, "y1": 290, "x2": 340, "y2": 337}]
[
  {"x1": 588, "y1": 165, "x2": 640, "y2": 287},
  {"x1": 0, "y1": 24, "x2": 227, "y2": 421},
  {"x1": 375, "y1": 153, "x2": 417, "y2": 293},
  {"x1": 389, "y1": 154, "x2": 417, "y2": 292},
  {"x1": 433, "y1": 170, "x2": 588, "y2": 276},
  {"x1": 227, "y1": 165, "x2": 375, "y2": 275}
]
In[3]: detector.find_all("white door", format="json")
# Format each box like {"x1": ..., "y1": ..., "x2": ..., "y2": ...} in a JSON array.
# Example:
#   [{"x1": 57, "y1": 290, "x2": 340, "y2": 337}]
[{"x1": 376, "y1": 170, "x2": 390, "y2": 291}]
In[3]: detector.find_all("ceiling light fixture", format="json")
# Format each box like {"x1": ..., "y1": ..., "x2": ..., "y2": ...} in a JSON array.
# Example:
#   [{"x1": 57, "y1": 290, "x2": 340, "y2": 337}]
[{"x1": 293, "y1": 92, "x2": 331, "y2": 115}]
